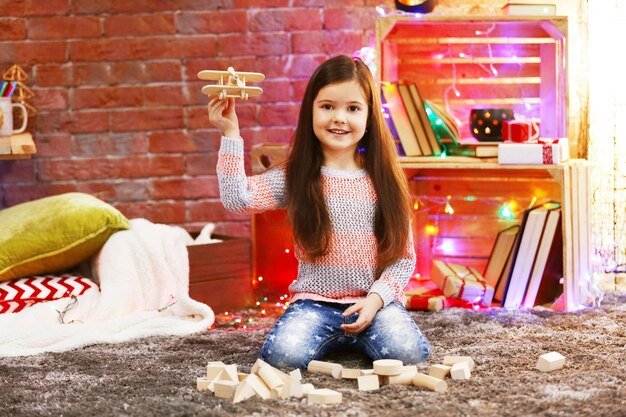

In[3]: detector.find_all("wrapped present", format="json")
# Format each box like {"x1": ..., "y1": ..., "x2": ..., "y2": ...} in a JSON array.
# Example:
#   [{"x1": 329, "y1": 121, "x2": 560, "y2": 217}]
[
  {"x1": 430, "y1": 260, "x2": 495, "y2": 306},
  {"x1": 501, "y1": 119, "x2": 540, "y2": 143},
  {"x1": 404, "y1": 277, "x2": 476, "y2": 311},
  {"x1": 498, "y1": 137, "x2": 569, "y2": 165}
]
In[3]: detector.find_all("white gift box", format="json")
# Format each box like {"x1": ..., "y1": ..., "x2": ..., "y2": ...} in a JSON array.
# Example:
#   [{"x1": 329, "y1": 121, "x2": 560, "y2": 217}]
[{"x1": 498, "y1": 138, "x2": 569, "y2": 165}]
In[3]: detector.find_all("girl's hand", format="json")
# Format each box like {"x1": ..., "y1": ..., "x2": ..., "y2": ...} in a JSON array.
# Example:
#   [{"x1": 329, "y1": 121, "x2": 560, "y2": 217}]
[
  {"x1": 207, "y1": 97, "x2": 240, "y2": 139},
  {"x1": 340, "y1": 293, "x2": 384, "y2": 334}
]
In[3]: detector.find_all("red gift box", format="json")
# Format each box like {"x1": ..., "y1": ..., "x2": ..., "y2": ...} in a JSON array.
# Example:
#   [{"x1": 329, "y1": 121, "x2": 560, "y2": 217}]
[
  {"x1": 404, "y1": 277, "x2": 474, "y2": 311},
  {"x1": 430, "y1": 260, "x2": 495, "y2": 307},
  {"x1": 502, "y1": 119, "x2": 540, "y2": 143}
]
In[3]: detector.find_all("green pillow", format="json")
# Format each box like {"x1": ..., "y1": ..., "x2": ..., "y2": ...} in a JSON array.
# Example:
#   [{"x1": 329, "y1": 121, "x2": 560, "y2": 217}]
[{"x1": 0, "y1": 192, "x2": 130, "y2": 282}]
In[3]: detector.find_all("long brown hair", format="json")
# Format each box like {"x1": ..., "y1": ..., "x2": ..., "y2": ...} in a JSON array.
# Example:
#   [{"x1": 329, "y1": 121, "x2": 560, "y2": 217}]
[{"x1": 286, "y1": 55, "x2": 411, "y2": 270}]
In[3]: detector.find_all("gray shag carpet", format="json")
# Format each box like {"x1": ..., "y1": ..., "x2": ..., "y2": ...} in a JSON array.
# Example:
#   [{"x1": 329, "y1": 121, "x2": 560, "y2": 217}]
[{"x1": 1, "y1": 295, "x2": 625, "y2": 417}]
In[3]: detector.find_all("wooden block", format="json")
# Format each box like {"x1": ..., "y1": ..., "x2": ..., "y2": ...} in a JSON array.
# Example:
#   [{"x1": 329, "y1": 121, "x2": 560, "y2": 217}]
[
  {"x1": 373, "y1": 359, "x2": 404, "y2": 376},
  {"x1": 536, "y1": 352, "x2": 565, "y2": 372},
  {"x1": 387, "y1": 368, "x2": 418, "y2": 386},
  {"x1": 0, "y1": 136, "x2": 11, "y2": 155},
  {"x1": 258, "y1": 365, "x2": 285, "y2": 390},
  {"x1": 357, "y1": 374, "x2": 380, "y2": 391},
  {"x1": 214, "y1": 380, "x2": 238, "y2": 399},
  {"x1": 221, "y1": 364, "x2": 239, "y2": 382},
  {"x1": 450, "y1": 361, "x2": 471, "y2": 380},
  {"x1": 429, "y1": 364, "x2": 452, "y2": 379},
  {"x1": 443, "y1": 355, "x2": 475, "y2": 371},
  {"x1": 280, "y1": 377, "x2": 303, "y2": 399},
  {"x1": 413, "y1": 372, "x2": 448, "y2": 393},
  {"x1": 10, "y1": 133, "x2": 36, "y2": 155},
  {"x1": 289, "y1": 368, "x2": 302, "y2": 382},
  {"x1": 340, "y1": 368, "x2": 363, "y2": 380},
  {"x1": 233, "y1": 381, "x2": 256, "y2": 404},
  {"x1": 206, "y1": 362, "x2": 226, "y2": 380},
  {"x1": 244, "y1": 374, "x2": 271, "y2": 399},
  {"x1": 307, "y1": 388, "x2": 342, "y2": 404},
  {"x1": 237, "y1": 372, "x2": 248, "y2": 382},
  {"x1": 301, "y1": 383, "x2": 315, "y2": 395},
  {"x1": 197, "y1": 377, "x2": 211, "y2": 391},
  {"x1": 307, "y1": 360, "x2": 343, "y2": 379},
  {"x1": 360, "y1": 369, "x2": 375, "y2": 375},
  {"x1": 250, "y1": 358, "x2": 272, "y2": 375}
]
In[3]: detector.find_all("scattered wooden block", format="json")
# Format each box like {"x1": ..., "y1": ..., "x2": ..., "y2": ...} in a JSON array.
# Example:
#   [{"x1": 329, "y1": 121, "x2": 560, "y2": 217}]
[
  {"x1": 250, "y1": 358, "x2": 272, "y2": 374},
  {"x1": 387, "y1": 368, "x2": 418, "y2": 386},
  {"x1": 357, "y1": 374, "x2": 380, "y2": 391},
  {"x1": 443, "y1": 355, "x2": 475, "y2": 371},
  {"x1": 307, "y1": 388, "x2": 342, "y2": 404},
  {"x1": 214, "y1": 380, "x2": 238, "y2": 399},
  {"x1": 207, "y1": 362, "x2": 226, "y2": 380},
  {"x1": 237, "y1": 372, "x2": 248, "y2": 382},
  {"x1": 536, "y1": 352, "x2": 566, "y2": 372},
  {"x1": 307, "y1": 360, "x2": 343, "y2": 379},
  {"x1": 233, "y1": 380, "x2": 256, "y2": 404},
  {"x1": 197, "y1": 377, "x2": 211, "y2": 391},
  {"x1": 373, "y1": 359, "x2": 404, "y2": 376},
  {"x1": 222, "y1": 364, "x2": 239, "y2": 382},
  {"x1": 301, "y1": 383, "x2": 315, "y2": 395},
  {"x1": 244, "y1": 374, "x2": 271, "y2": 399},
  {"x1": 258, "y1": 365, "x2": 285, "y2": 391},
  {"x1": 450, "y1": 361, "x2": 471, "y2": 380},
  {"x1": 360, "y1": 369, "x2": 375, "y2": 375},
  {"x1": 413, "y1": 372, "x2": 448, "y2": 393},
  {"x1": 289, "y1": 368, "x2": 302, "y2": 382},
  {"x1": 341, "y1": 368, "x2": 363, "y2": 380},
  {"x1": 429, "y1": 364, "x2": 452, "y2": 379}
]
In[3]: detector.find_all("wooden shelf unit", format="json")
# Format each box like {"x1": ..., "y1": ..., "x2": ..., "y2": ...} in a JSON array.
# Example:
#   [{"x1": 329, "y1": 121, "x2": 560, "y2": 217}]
[{"x1": 0, "y1": 133, "x2": 36, "y2": 159}]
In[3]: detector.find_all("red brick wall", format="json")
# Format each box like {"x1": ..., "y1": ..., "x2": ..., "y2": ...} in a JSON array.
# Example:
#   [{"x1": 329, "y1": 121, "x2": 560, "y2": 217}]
[{"x1": 0, "y1": 0, "x2": 507, "y2": 237}]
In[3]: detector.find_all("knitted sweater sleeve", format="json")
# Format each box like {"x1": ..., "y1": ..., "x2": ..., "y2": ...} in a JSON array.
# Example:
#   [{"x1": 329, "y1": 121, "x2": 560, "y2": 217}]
[
  {"x1": 368, "y1": 226, "x2": 416, "y2": 306},
  {"x1": 217, "y1": 136, "x2": 287, "y2": 213}
]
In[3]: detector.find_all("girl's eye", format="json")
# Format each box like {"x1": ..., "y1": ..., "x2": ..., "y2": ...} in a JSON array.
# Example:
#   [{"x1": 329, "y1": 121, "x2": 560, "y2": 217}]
[
  {"x1": 348, "y1": 105, "x2": 360, "y2": 112},
  {"x1": 322, "y1": 104, "x2": 333, "y2": 110}
]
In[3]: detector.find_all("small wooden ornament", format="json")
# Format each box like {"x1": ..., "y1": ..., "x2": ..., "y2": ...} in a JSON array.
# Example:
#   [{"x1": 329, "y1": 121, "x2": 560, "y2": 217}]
[
  {"x1": 307, "y1": 388, "x2": 342, "y2": 404},
  {"x1": 536, "y1": 351, "x2": 565, "y2": 372},
  {"x1": 428, "y1": 364, "x2": 452, "y2": 379},
  {"x1": 357, "y1": 374, "x2": 380, "y2": 391},
  {"x1": 413, "y1": 372, "x2": 448, "y2": 393},
  {"x1": 450, "y1": 361, "x2": 471, "y2": 380},
  {"x1": 373, "y1": 359, "x2": 404, "y2": 376},
  {"x1": 307, "y1": 360, "x2": 343, "y2": 379},
  {"x1": 443, "y1": 355, "x2": 475, "y2": 371}
]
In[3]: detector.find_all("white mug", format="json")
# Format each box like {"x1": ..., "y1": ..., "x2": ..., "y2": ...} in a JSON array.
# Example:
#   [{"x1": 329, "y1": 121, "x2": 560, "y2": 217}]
[{"x1": 0, "y1": 97, "x2": 28, "y2": 137}]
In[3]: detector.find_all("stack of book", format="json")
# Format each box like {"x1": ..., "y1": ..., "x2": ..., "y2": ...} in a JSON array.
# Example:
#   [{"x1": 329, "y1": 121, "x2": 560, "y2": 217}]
[
  {"x1": 381, "y1": 82, "x2": 443, "y2": 156},
  {"x1": 486, "y1": 203, "x2": 564, "y2": 309}
]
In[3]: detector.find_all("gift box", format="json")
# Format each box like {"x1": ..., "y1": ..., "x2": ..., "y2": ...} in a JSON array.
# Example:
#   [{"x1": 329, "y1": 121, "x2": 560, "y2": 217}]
[
  {"x1": 430, "y1": 260, "x2": 495, "y2": 306},
  {"x1": 502, "y1": 119, "x2": 540, "y2": 143},
  {"x1": 404, "y1": 277, "x2": 473, "y2": 311},
  {"x1": 498, "y1": 137, "x2": 569, "y2": 165}
]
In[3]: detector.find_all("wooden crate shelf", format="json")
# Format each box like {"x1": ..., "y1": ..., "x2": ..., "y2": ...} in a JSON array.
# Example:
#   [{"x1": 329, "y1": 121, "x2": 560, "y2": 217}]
[{"x1": 0, "y1": 133, "x2": 36, "y2": 159}]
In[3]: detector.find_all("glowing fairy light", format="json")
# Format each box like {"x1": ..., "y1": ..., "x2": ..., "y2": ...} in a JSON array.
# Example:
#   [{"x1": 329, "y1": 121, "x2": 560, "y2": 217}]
[
  {"x1": 438, "y1": 239, "x2": 454, "y2": 254},
  {"x1": 444, "y1": 195, "x2": 454, "y2": 214},
  {"x1": 499, "y1": 205, "x2": 514, "y2": 219},
  {"x1": 528, "y1": 196, "x2": 538, "y2": 208},
  {"x1": 414, "y1": 201, "x2": 419, "y2": 210},
  {"x1": 425, "y1": 224, "x2": 438, "y2": 235},
  {"x1": 258, "y1": 276, "x2": 263, "y2": 282},
  {"x1": 284, "y1": 249, "x2": 290, "y2": 254}
]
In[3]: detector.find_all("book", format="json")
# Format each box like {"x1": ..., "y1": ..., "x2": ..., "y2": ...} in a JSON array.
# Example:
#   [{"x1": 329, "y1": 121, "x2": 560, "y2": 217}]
[
  {"x1": 398, "y1": 84, "x2": 432, "y2": 155},
  {"x1": 423, "y1": 100, "x2": 461, "y2": 144},
  {"x1": 381, "y1": 92, "x2": 405, "y2": 156},
  {"x1": 522, "y1": 206, "x2": 563, "y2": 308},
  {"x1": 381, "y1": 83, "x2": 422, "y2": 156},
  {"x1": 501, "y1": 204, "x2": 551, "y2": 309},
  {"x1": 408, "y1": 84, "x2": 443, "y2": 155},
  {"x1": 493, "y1": 233, "x2": 518, "y2": 303},
  {"x1": 484, "y1": 225, "x2": 521, "y2": 289},
  {"x1": 444, "y1": 137, "x2": 499, "y2": 158}
]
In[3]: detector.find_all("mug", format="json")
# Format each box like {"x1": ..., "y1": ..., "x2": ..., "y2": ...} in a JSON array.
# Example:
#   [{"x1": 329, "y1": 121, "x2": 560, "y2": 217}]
[{"x1": 0, "y1": 97, "x2": 28, "y2": 136}]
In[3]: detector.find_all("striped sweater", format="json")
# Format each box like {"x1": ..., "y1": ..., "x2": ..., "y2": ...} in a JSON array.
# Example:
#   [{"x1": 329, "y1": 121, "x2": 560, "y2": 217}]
[{"x1": 217, "y1": 136, "x2": 416, "y2": 306}]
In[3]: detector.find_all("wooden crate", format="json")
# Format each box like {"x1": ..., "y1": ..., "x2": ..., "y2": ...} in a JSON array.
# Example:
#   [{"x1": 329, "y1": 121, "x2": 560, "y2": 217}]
[
  {"x1": 188, "y1": 235, "x2": 253, "y2": 313},
  {"x1": 376, "y1": 15, "x2": 568, "y2": 140}
]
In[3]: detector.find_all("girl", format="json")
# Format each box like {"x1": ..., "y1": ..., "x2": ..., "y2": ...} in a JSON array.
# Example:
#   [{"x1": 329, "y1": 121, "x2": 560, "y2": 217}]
[{"x1": 207, "y1": 55, "x2": 430, "y2": 369}]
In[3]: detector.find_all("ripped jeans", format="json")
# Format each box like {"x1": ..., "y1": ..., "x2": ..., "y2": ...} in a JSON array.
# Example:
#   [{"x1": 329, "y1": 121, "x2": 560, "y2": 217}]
[{"x1": 259, "y1": 299, "x2": 431, "y2": 370}]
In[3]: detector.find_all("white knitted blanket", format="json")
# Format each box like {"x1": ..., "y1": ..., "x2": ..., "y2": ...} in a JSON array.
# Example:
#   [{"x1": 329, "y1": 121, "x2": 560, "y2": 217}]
[{"x1": 0, "y1": 218, "x2": 215, "y2": 357}]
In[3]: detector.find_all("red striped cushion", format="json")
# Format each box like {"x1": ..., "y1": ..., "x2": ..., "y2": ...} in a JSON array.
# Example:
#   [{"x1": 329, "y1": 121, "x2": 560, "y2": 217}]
[{"x1": 0, "y1": 274, "x2": 99, "y2": 314}]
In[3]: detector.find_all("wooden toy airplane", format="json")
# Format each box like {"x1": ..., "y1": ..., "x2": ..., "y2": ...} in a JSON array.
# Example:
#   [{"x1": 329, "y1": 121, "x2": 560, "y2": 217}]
[{"x1": 198, "y1": 67, "x2": 265, "y2": 100}]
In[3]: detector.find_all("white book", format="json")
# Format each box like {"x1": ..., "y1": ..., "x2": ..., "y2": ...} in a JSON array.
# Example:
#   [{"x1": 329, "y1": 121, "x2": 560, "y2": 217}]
[{"x1": 502, "y1": 206, "x2": 550, "y2": 309}]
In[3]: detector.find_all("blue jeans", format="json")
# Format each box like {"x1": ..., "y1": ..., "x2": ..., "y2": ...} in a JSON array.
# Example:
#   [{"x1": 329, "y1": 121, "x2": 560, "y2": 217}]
[{"x1": 259, "y1": 299, "x2": 431, "y2": 370}]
